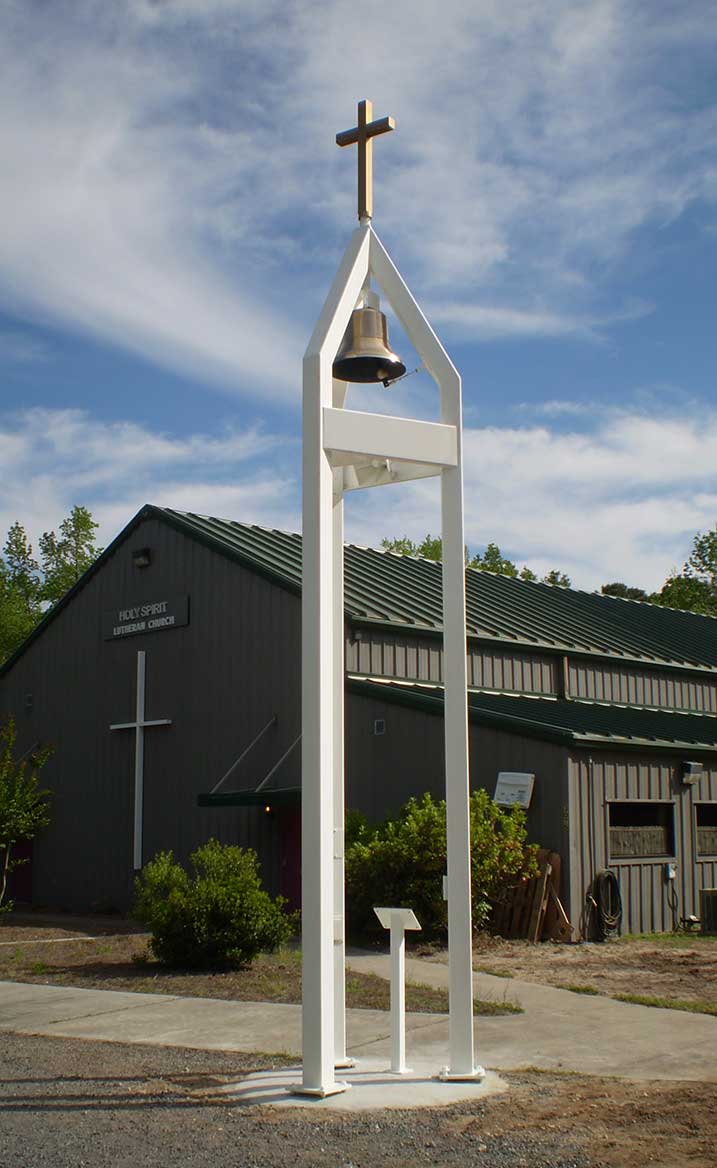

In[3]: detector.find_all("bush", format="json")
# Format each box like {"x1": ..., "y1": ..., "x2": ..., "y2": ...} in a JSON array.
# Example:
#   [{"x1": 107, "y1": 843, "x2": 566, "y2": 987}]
[
  {"x1": 345, "y1": 790, "x2": 536, "y2": 941},
  {"x1": 133, "y1": 839, "x2": 293, "y2": 967}
]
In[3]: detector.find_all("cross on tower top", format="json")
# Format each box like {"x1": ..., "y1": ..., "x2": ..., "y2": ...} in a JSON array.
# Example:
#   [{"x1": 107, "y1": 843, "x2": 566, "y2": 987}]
[{"x1": 336, "y1": 99, "x2": 395, "y2": 222}]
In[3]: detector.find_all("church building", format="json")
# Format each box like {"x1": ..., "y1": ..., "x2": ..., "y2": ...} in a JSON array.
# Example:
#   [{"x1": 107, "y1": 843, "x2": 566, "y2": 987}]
[{"x1": 2, "y1": 502, "x2": 717, "y2": 935}]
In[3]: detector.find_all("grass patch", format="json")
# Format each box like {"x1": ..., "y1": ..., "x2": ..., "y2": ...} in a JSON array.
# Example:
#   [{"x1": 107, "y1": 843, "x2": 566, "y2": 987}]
[
  {"x1": 616, "y1": 932, "x2": 717, "y2": 947},
  {"x1": 565, "y1": 984, "x2": 600, "y2": 996},
  {"x1": 614, "y1": 992, "x2": 717, "y2": 1016},
  {"x1": 474, "y1": 964, "x2": 514, "y2": 979},
  {"x1": 0, "y1": 937, "x2": 520, "y2": 1015}
]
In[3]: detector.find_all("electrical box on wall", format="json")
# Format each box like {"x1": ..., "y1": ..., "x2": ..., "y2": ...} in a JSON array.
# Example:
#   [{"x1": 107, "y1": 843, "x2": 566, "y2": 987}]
[{"x1": 494, "y1": 772, "x2": 535, "y2": 809}]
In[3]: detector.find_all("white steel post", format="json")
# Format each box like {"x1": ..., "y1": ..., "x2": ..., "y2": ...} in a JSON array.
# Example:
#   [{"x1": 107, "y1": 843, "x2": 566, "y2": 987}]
[
  {"x1": 332, "y1": 439, "x2": 351, "y2": 1067},
  {"x1": 298, "y1": 349, "x2": 342, "y2": 1097},
  {"x1": 440, "y1": 398, "x2": 482, "y2": 1080},
  {"x1": 391, "y1": 916, "x2": 407, "y2": 1074},
  {"x1": 296, "y1": 227, "x2": 368, "y2": 1099}
]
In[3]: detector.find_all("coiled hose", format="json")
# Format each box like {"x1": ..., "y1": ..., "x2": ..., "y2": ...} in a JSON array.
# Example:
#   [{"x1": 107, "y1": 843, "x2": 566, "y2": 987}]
[{"x1": 592, "y1": 869, "x2": 623, "y2": 941}]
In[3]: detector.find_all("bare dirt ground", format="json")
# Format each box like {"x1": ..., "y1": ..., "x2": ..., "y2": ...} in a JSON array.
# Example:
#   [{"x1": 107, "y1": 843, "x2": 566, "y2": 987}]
[
  {"x1": 1, "y1": 1032, "x2": 715, "y2": 1168},
  {"x1": 460, "y1": 932, "x2": 717, "y2": 1008}
]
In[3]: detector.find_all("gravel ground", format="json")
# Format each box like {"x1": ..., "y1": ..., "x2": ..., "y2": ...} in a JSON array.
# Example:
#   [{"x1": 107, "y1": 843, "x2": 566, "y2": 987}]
[{"x1": 0, "y1": 1033, "x2": 594, "y2": 1168}]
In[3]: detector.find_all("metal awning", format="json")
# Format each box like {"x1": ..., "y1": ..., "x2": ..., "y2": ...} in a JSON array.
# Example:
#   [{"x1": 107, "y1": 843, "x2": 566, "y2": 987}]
[{"x1": 197, "y1": 787, "x2": 300, "y2": 808}]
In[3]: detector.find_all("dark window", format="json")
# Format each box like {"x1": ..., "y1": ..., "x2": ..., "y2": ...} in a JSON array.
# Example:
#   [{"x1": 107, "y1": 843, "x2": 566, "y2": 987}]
[
  {"x1": 696, "y1": 804, "x2": 717, "y2": 857},
  {"x1": 609, "y1": 802, "x2": 675, "y2": 859}
]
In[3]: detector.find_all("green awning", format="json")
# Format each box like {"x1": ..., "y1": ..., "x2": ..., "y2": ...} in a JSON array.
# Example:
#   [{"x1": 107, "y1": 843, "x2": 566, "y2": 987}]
[{"x1": 198, "y1": 787, "x2": 301, "y2": 808}]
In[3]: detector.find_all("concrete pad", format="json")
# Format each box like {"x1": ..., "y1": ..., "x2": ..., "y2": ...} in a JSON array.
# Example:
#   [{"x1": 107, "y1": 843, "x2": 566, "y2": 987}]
[
  {"x1": 217, "y1": 1059, "x2": 507, "y2": 1110},
  {"x1": 347, "y1": 952, "x2": 717, "y2": 1083}
]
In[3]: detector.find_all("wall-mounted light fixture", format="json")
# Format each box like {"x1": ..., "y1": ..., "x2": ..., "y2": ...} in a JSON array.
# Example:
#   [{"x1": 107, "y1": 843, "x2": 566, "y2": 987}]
[
  {"x1": 681, "y1": 761, "x2": 703, "y2": 785},
  {"x1": 132, "y1": 547, "x2": 152, "y2": 569}
]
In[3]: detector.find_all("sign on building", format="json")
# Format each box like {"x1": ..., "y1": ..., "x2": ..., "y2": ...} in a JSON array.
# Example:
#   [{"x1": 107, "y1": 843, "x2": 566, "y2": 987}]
[
  {"x1": 494, "y1": 771, "x2": 535, "y2": 809},
  {"x1": 103, "y1": 595, "x2": 189, "y2": 640}
]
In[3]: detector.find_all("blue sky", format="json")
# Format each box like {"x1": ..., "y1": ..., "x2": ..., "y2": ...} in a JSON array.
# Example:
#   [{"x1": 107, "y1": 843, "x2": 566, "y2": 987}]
[{"x1": 1, "y1": 0, "x2": 716, "y2": 590}]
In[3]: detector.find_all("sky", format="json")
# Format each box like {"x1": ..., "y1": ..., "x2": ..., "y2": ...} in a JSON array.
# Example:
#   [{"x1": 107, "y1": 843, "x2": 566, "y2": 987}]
[{"x1": 1, "y1": 0, "x2": 716, "y2": 591}]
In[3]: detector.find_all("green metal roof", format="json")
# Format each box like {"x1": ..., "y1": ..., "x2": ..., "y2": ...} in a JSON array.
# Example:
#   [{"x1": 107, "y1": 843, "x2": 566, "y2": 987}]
[
  {"x1": 159, "y1": 507, "x2": 717, "y2": 674},
  {"x1": 349, "y1": 677, "x2": 717, "y2": 754},
  {"x1": 3, "y1": 502, "x2": 717, "y2": 678}
]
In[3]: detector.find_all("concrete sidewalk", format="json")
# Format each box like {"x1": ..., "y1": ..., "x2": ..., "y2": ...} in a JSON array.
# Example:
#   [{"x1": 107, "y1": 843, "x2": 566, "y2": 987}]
[{"x1": 0, "y1": 950, "x2": 715, "y2": 1090}]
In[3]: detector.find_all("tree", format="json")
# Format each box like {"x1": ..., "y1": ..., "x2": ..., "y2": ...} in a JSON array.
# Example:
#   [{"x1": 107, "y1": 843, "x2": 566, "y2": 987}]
[
  {"x1": 381, "y1": 534, "x2": 571, "y2": 587},
  {"x1": 3, "y1": 523, "x2": 40, "y2": 614},
  {"x1": 381, "y1": 534, "x2": 443, "y2": 561},
  {"x1": 601, "y1": 582, "x2": 648, "y2": 602},
  {"x1": 0, "y1": 525, "x2": 41, "y2": 659},
  {"x1": 0, "y1": 508, "x2": 102, "y2": 664},
  {"x1": 649, "y1": 522, "x2": 717, "y2": 616},
  {"x1": 469, "y1": 541, "x2": 519, "y2": 576},
  {"x1": 0, "y1": 718, "x2": 53, "y2": 911},
  {"x1": 652, "y1": 574, "x2": 717, "y2": 616},
  {"x1": 541, "y1": 568, "x2": 571, "y2": 588},
  {"x1": 39, "y1": 506, "x2": 102, "y2": 606}
]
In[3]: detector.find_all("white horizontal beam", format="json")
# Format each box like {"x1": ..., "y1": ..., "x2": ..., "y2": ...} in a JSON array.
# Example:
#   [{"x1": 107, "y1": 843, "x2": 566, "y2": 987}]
[{"x1": 322, "y1": 408, "x2": 457, "y2": 468}]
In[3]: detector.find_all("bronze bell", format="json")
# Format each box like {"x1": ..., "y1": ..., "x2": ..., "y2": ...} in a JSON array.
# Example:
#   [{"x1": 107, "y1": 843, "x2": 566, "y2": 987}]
[{"x1": 332, "y1": 290, "x2": 406, "y2": 385}]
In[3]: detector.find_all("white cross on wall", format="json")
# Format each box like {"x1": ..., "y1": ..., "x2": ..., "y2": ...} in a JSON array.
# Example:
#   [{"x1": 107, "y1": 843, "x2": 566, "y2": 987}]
[{"x1": 110, "y1": 650, "x2": 171, "y2": 870}]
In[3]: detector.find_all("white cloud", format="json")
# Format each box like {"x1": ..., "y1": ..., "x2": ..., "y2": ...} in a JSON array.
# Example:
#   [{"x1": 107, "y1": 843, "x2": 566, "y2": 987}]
[
  {"x1": 3, "y1": 402, "x2": 717, "y2": 592},
  {"x1": 0, "y1": 0, "x2": 715, "y2": 386},
  {"x1": 0, "y1": 408, "x2": 300, "y2": 554},
  {"x1": 342, "y1": 406, "x2": 717, "y2": 591}
]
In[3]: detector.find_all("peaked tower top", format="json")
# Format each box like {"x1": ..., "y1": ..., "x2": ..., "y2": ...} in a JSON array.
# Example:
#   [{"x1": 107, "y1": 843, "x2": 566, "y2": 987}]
[{"x1": 336, "y1": 99, "x2": 395, "y2": 222}]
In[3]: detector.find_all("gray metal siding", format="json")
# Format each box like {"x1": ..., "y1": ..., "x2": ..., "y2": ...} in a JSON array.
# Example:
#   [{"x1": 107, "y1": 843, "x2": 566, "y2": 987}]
[
  {"x1": 569, "y1": 660, "x2": 717, "y2": 713},
  {"x1": 345, "y1": 692, "x2": 570, "y2": 906},
  {"x1": 0, "y1": 516, "x2": 301, "y2": 909},
  {"x1": 345, "y1": 693, "x2": 446, "y2": 821},
  {"x1": 346, "y1": 628, "x2": 558, "y2": 695},
  {"x1": 567, "y1": 751, "x2": 717, "y2": 934}
]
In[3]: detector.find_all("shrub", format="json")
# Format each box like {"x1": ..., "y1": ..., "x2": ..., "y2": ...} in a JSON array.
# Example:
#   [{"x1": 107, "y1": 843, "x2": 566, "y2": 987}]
[
  {"x1": 0, "y1": 717, "x2": 53, "y2": 912},
  {"x1": 133, "y1": 839, "x2": 293, "y2": 967},
  {"x1": 345, "y1": 791, "x2": 536, "y2": 941}
]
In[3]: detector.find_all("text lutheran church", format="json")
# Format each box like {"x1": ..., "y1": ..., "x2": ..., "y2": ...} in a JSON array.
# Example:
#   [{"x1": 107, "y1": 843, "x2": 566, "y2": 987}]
[{"x1": 2, "y1": 502, "x2": 717, "y2": 934}]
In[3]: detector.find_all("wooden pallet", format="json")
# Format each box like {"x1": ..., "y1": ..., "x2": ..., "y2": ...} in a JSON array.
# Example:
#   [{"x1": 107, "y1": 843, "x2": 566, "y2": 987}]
[{"x1": 492, "y1": 849, "x2": 574, "y2": 942}]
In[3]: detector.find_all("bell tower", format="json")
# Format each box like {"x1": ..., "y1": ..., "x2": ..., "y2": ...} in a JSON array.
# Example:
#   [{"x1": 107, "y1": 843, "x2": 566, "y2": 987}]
[{"x1": 296, "y1": 101, "x2": 483, "y2": 1098}]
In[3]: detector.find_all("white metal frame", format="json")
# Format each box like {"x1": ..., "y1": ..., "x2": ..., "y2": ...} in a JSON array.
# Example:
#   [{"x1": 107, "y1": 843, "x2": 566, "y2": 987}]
[{"x1": 299, "y1": 221, "x2": 482, "y2": 1097}]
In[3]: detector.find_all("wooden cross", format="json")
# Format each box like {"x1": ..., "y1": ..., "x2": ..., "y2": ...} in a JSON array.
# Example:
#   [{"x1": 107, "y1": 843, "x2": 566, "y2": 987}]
[
  {"x1": 110, "y1": 650, "x2": 171, "y2": 871},
  {"x1": 336, "y1": 99, "x2": 395, "y2": 222}
]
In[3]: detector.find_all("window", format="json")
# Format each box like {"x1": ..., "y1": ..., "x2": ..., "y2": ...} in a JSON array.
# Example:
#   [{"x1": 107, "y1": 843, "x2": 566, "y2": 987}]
[
  {"x1": 696, "y1": 804, "x2": 717, "y2": 857},
  {"x1": 608, "y1": 802, "x2": 675, "y2": 859}
]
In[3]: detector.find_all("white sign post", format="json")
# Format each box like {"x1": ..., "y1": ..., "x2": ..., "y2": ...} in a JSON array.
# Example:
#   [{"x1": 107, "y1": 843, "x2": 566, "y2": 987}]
[
  {"x1": 374, "y1": 907, "x2": 422, "y2": 1074},
  {"x1": 297, "y1": 100, "x2": 484, "y2": 1098}
]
